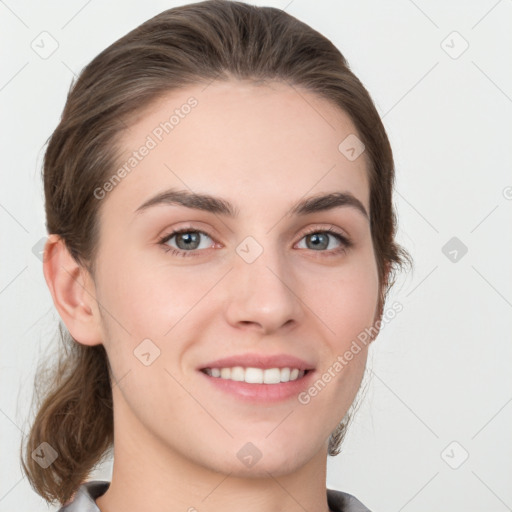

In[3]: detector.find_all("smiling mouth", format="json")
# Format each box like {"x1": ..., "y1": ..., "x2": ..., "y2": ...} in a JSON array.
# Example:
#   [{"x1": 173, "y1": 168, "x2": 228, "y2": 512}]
[{"x1": 200, "y1": 367, "x2": 311, "y2": 384}]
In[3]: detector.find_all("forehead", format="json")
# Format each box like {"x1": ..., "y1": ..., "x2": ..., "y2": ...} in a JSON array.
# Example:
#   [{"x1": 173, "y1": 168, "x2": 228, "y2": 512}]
[{"x1": 105, "y1": 79, "x2": 370, "y2": 218}]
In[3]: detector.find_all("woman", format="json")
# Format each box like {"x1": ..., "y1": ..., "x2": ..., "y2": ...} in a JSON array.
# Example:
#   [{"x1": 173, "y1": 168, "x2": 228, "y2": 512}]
[{"x1": 21, "y1": 1, "x2": 411, "y2": 511}]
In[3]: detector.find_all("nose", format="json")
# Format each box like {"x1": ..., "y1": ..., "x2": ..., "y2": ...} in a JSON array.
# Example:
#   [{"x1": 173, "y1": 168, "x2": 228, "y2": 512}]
[{"x1": 223, "y1": 240, "x2": 304, "y2": 334}]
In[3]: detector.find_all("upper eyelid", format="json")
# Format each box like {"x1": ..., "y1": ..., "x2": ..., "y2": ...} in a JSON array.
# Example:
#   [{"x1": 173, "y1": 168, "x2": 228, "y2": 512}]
[
  {"x1": 160, "y1": 227, "x2": 214, "y2": 242},
  {"x1": 160, "y1": 225, "x2": 350, "y2": 247}
]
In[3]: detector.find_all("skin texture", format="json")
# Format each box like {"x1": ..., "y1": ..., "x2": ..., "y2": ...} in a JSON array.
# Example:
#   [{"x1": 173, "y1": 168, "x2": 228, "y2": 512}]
[{"x1": 44, "y1": 80, "x2": 380, "y2": 512}]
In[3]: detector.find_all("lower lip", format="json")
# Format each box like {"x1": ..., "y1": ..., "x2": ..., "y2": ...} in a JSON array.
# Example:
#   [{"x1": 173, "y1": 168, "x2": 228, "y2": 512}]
[{"x1": 198, "y1": 369, "x2": 316, "y2": 403}]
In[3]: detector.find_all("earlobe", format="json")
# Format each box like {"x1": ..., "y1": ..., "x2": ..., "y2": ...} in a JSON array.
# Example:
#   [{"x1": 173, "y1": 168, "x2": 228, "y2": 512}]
[{"x1": 42, "y1": 234, "x2": 103, "y2": 346}]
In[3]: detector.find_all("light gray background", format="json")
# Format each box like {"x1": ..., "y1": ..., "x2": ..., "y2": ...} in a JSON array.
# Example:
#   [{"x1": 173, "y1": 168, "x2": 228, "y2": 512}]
[{"x1": 1, "y1": 1, "x2": 511, "y2": 511}]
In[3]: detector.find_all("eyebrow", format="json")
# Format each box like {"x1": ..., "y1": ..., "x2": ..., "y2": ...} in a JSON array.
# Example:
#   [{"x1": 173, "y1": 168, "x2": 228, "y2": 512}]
[{"x1": 134, "y1": 188, "x2": 369, "y2": 220}]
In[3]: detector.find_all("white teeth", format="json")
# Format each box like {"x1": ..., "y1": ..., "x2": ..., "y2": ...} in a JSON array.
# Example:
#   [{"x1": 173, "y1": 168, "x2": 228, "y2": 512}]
[
  {"x1": 231, "y1": 367, "x2": 245, "y2": 381},
  {"x1": 202, "y1": 366, "x2": 307, "y2": 384}
]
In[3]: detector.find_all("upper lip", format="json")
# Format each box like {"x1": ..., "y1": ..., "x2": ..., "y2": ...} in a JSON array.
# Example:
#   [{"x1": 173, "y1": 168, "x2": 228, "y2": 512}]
[{"x1": 198, "y1": 353, "x2": 315, "y2": 371}]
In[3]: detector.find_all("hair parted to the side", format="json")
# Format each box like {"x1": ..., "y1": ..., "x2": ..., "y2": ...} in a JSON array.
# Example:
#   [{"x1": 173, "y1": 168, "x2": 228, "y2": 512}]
[{"x1": 20, "y1": 0, "x2": 412, "y2": 506}]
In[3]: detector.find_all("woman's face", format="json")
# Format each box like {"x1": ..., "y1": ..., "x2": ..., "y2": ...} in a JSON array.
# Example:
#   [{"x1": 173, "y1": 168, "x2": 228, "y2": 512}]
[{"x1": 89, "y1": 79, "x2": 380, "y2": 476}]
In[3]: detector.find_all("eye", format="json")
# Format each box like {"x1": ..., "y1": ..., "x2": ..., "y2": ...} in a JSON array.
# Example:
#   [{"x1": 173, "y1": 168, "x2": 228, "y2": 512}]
[
  {"x1": 296, "y1": 226, "x2": 352, "y2": 255},
  {"x1": 158, "y1": 228, "x2": 215, "y2": 257},
  {"x1": 158, "y1": 225, "x2": 352, "y2": 258}
]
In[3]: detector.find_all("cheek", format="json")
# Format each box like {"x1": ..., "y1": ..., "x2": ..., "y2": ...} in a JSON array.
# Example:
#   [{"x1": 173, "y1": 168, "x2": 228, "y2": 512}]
[
  {"x1": 303, "y1": 256, "x2": 380, "y2": 348},
  {"x1": 298, "y1": 262, "x2": 377, "y2": 423},
  {"x1": 98, "y1": 242, "x2": 379, "y2": 350},
  {"x1": 96, "y1": 248, "x2": 207, "y2": 340}
]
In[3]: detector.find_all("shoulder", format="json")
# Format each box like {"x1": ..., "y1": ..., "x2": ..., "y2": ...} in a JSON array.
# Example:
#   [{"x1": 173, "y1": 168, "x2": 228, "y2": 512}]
[
  {"x1": 327, "y1": 488, "x2": 373, "y2": 512},
  {"x1": 57, "y1": 480, "x2": 110, "y2": 512}
]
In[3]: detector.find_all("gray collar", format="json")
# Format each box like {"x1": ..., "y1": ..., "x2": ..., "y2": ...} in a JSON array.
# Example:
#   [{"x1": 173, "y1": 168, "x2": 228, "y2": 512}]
[{"x1": 57, "y1": 480, "x2": 372, "y2": 512}]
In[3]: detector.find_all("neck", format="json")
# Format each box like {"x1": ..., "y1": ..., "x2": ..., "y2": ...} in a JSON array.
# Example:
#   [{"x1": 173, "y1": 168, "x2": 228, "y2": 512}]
[{"x1": 95, "y1": 399, "x2": 331, "y2": 512}]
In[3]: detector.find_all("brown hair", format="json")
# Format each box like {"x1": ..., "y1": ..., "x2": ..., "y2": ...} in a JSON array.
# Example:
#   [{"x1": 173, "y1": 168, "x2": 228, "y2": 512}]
[{"x1": 20, "y1": 0, "x2": 412, "y2": 505}]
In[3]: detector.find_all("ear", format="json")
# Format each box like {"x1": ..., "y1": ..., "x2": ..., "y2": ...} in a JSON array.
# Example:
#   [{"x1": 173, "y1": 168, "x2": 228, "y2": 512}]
[{"x1": 42, "y1": 234, "x2": 103, "y2": 346}]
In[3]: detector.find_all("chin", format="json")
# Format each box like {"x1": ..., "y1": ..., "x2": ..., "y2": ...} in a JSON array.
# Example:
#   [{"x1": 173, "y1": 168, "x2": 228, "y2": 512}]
[{"x1": 206, "y1": 440, "x2": 315, "y2": 478}]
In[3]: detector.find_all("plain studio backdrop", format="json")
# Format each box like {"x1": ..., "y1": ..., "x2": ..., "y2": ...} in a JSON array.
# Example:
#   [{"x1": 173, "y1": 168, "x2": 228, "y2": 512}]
[{"x1": 1, "y1": 1, "x2": 511, "y2": 511}]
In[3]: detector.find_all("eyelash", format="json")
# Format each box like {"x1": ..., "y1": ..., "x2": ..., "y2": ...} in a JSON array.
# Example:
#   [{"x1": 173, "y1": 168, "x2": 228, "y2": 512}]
[{"x1": 158, "y1": 225, "x2": 353, "y2": 258}]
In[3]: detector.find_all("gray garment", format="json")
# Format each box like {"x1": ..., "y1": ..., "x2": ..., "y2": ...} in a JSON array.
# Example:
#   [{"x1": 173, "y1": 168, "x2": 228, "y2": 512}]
[{"x1": 58, "y1": 480, "x2": 372, "y2": 512}]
